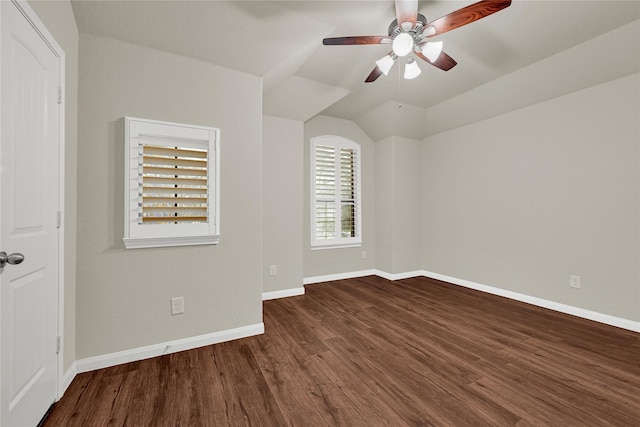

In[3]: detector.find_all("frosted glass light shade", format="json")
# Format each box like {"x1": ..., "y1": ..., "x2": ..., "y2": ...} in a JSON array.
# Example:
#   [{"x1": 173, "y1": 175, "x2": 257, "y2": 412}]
[
  {"x1": 392, "y1": 32, "x2": 414, "y2": 57},
  {"x1": 403, "y1": 58, "x2": 421, "y2": 80},
  {"x1": 375, "y1": 54, "x2": 395, "y2": 76},
  {"x1": 422, "y1": 41, "x2": 443, "y2": 62}
]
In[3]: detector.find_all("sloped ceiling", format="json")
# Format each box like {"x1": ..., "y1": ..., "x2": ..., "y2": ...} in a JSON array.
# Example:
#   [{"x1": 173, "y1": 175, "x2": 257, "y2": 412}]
[{"x1": 71, "y1": 0, "x2": 640, "y2": 140}]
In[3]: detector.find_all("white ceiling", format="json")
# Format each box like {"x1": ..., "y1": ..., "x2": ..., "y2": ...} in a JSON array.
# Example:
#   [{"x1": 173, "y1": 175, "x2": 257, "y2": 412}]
[{"x1": 71, "y1": 0, "x2": 640, "y2": 139}]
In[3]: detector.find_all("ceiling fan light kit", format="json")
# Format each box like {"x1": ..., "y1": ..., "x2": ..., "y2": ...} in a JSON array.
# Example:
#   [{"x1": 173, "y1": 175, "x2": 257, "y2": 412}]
[
  {"x1": 422, "y1": 41, "x2": 444, "y2": 63},
  {"x1": 404, "y1": 57, "x2": 422, "y2": 80},
  {"x1": 392, "y1": 32, "x2": 415, "y2": 57},
  {"x1": 322, "y1": 0, "x2": 512, "y2": 83},
  {"x1": 376, "y1": 53, "x2": 397, "y2": 76}
]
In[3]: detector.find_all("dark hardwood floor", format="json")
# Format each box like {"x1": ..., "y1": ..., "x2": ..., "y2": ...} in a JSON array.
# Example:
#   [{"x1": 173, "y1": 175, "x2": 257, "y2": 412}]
[{"x1": 44, "y1": 276, "x2": 640, "y2": 426}]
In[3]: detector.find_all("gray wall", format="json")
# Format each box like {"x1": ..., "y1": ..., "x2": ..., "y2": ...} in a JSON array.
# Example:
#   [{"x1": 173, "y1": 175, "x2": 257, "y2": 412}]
[
  {"x1": 421, "y1": 73, "x2": 640, "y2": 322},
  {"x1": 262, "y1": 115, "x2": 304, "y2": 294},
  {"x1": 303, "y1": 116, "x2": 376, "y2": 278},
  {"x1": 375, "y1": 136, "x2": 422, "y2": 275},
  {"x1": 28, "y1": 0, "x2": 78, "y2": 372},
  {"x1": 76, "y1": 34, "x2": 263, "y2": 358},
  {"x1": 374, "y1": 138, "x2": 393, "y2": 274},
  {"x1": 391, "y1": 137, "x2": 421, "y2": 274}
]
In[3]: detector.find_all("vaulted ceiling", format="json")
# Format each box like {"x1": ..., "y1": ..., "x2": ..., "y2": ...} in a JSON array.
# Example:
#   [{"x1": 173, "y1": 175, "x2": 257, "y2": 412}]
[{"x1": 71, "y1": 1, "x2": 640, "y2": 140}]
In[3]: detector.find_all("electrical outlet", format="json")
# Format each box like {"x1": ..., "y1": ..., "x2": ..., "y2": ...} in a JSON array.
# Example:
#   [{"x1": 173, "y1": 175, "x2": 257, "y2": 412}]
[
  {"x1": 171, "y1": 297, "x2": 184, "y2": 315},
  {"x1": 569, "y1": 275, "x2": 581, "y2": 289},
  {"x1": 362, "y1": 250, "x2": 367, "y2": 259},
  {"x1": 270, "y1": 265, "x2": 277, "y2": 276}
]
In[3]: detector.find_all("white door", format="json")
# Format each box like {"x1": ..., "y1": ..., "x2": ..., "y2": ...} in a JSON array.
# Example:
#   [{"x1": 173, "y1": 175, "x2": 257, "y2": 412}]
[{"x1": 1, "y1": 1, "x2": 61, "y2": 425}]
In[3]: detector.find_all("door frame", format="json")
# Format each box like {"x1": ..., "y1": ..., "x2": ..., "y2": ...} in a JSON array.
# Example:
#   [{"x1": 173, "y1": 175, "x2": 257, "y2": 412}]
[{"x1": 0, "y1": 0, "x2": 66, "y2": 403}]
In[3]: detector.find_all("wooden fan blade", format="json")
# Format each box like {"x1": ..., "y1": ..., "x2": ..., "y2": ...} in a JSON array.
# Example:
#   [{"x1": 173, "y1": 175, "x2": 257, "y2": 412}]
[
  {"x1": 415, "y1": 51, "x2": 457, "y2": 71},
  {"x1": 395, "y1": 0, "x2": 418, "y2": 30},
  {"x1": 323, "y1": 36, "x2": 390, "y2": 45},
  {"x1": 365, "y1": 66, "x2": 384, "y2": 83},
  {"x1": 425, "y1": 0, "x2": 512, "y2": 37}
]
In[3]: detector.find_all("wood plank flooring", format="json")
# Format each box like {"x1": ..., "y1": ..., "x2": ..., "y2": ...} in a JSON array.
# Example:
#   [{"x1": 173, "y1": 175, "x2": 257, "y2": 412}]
[{"x1": 43, "y1": 276, "x2": 640, "y2": 426}]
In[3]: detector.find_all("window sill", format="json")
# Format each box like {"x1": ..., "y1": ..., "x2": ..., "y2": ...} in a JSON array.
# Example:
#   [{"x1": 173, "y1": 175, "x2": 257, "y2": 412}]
[
  {"x1": 311, "y1": 243, "x2": 362, "y2": 251},
  {"x1": 123, "y1": 234, "x2": 220, "y2": 249}
]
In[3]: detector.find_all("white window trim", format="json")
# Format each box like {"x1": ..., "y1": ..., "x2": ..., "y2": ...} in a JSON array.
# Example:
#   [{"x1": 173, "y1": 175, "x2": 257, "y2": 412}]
[
  {"x1": 123, "y1": 117, "x2": 220, "y2": 249},
  {"x1": 310, "y1": 135, "x2": 362, "y2": 249}
]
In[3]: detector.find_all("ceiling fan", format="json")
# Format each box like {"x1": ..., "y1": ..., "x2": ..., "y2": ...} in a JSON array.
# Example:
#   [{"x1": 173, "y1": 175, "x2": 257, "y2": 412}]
[{"x1": 323, "y1": 0, "x2": 512, "y2": 82}]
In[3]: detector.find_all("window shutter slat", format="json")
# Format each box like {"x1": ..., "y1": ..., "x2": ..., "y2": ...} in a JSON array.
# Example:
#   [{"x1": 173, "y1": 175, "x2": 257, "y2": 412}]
[
  {"x1": 143, "y1": 176, "x2": 207, "y2": 185},
  {"x1": 141, "y1": 196, "x2": 208, "y2": 204},
  {"x1": 315, "y1": 145, "x2": 337, "y2": 238},
  {"x1": 142, "y1": 187, "x2": 207, "y2": 196},
  {"x1": 142, "y1": 216, "x2": 208, "y2": 224},
  {"x1": 143, "y1": 145, "x2": 208, "y2": 158},
  {"x1": 143, "y1": 166, "x2": 207, "y2": 177},
  {"x1": 143, "y1": 206, "x2": 207, "y2": 214},
  {"x1": 142, "y1": 156, "x2": 207, "y2": 168}
]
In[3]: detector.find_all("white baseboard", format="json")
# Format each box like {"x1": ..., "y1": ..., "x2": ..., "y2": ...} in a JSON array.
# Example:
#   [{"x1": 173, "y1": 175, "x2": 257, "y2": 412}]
[
  {"x1": 421, "y1": 270, "x2": 640, "y2": 333},
  {"x1": 374, "y1": 269, "x2": 423, "y2": 281},
  {"x1": 58, "y1": 361, "x2": 77, "y2": 400},
  {"x1": 304, "y1": 269, "x2": 423, "y2": 283},
  {"x1": 76, "y1": 323, "x2": 265, "y2": 373},
  {"x1": 303, "y1": 269, "x2": 377, "y2": 285},
  {"x1": 262, "y1": 287, "x2": 305, "y2": 301}
]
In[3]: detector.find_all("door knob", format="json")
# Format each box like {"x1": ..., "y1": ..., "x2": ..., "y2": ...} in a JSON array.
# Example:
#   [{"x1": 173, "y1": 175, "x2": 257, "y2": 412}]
[{"x1": 0, "y1": 251, "x2": 25, "y2": 268}]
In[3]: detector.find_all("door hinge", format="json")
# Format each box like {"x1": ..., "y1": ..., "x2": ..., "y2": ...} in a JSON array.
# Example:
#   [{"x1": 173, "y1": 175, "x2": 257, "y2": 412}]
[
  {"x1": 57, "y1": 86, "x2": 63, "y2": 104},
  {"x1": 56, "y1": 336, "x2": 61, "y2": 355},
  {"x1": 56, "y1": 211, "x2": 62, "y2": 229}
]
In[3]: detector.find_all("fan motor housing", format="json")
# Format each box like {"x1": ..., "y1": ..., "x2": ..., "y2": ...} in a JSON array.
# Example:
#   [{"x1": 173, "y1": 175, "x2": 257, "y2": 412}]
[{"x1": 387, "y1": 13, "x2": 428, "y2": 36}]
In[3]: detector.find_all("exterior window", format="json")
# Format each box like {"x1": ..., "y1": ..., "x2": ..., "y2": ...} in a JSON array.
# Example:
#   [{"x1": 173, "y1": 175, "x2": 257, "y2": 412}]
[
  {"x1": 311, "y1": 136, "x2": 361, "y2": 248},
  {"x1": 123, "y1": 117, "x2": 220, "y2": 249}
]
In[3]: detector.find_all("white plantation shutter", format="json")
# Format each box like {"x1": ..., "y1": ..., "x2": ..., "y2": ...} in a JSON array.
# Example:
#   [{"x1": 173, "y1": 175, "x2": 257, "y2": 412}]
[
  {"x1": 311, "y1": 136, "x2": 361, "y2": 248},
  {"x1": 124, "y1": 117, "x2": 220, "y2": 249},
  {"x1": 340, "y1": 147, "x2": 357, "y2": 238},
  {"x1": 139, "y1": 144, "x2": 208, "y2": 224},
  {"x1": 315, "y1": 145, "x2": 337, "y2": 239}
]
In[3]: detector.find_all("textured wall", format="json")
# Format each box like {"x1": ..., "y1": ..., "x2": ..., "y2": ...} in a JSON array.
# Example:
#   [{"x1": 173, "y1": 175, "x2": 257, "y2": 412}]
[
  {"x1": 76, "y1": 34, "x2": 263, "y2": 358},
  {"x1": 375, "y1": 136, "x2": 422, "y2": 275},
  {"x1": 421, "y1": 74, "x2": 640, "y2": 321},
  {"x1": 262, "y1": 116, "x2": 304, "y2": 294}
]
